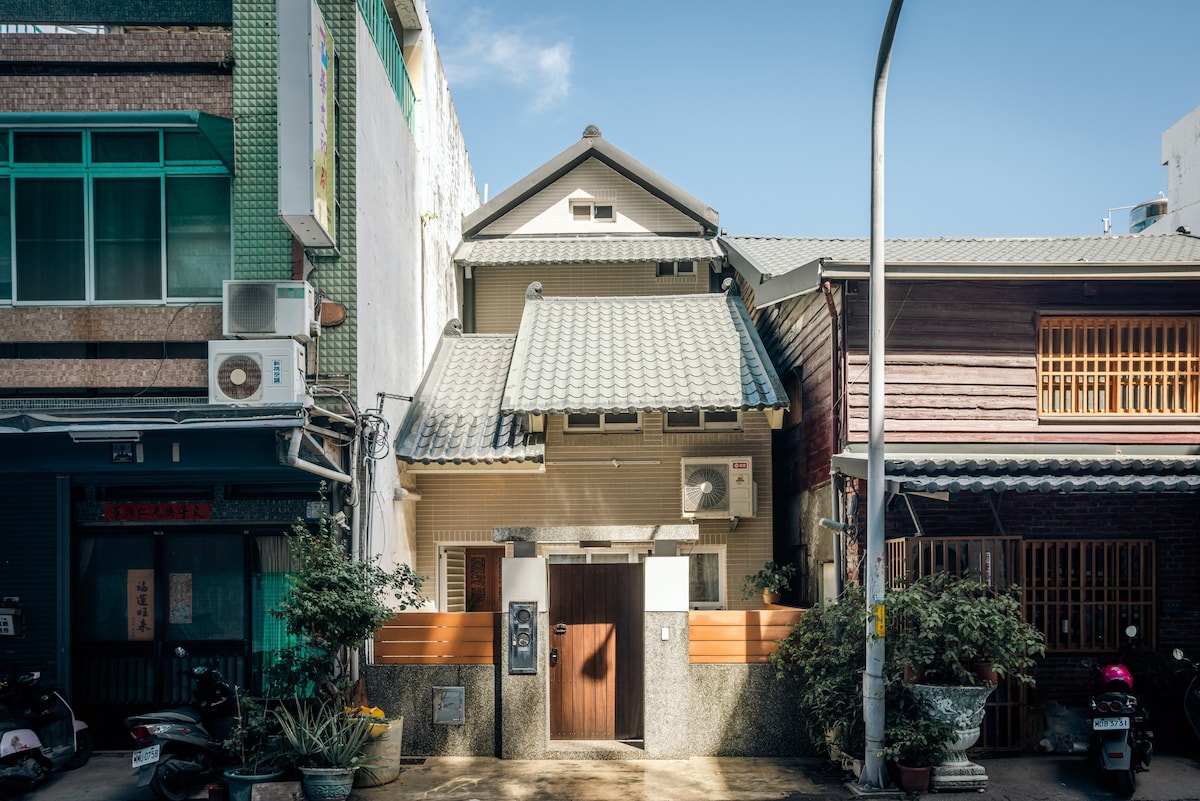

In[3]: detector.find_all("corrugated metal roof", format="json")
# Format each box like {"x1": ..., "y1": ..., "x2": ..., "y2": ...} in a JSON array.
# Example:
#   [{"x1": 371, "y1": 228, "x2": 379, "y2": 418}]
[
  {"x1": 722, "y1": 233, "x2": 1200, "y2": 279},
  {"x1": 394, "y1": 326, "x2": 543, "y2": 466},
  {"x1": 454, "y1": 236, "x2": 723, "y2": 267},
  {"x1": 501, "y1": 284, "x2": 788, "y2": 414},
  {"x1": 832, "y1": 453, "x2": 1200, "y2": 494}
]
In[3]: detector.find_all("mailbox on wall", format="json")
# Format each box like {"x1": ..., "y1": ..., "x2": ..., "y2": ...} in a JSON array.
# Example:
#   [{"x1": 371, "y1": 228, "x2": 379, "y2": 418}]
[{"x1": 508, "y1": 601, "x2": 537, "y2": 674}]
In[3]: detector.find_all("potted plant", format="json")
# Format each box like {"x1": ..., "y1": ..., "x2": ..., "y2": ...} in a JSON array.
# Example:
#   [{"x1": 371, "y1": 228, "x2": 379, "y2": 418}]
[
  {"x1": 268, "y1": 485, "x2": 425, "y2": 700},
  {"x1": 772, "y1": 583, "x2": 871, "y2": 769},
  {"x1": 273, "y1": 698, "x2": 381, "y2": 801},
  {"x1": 221, "y1": 690, "x2": 287, "y2": 801},
  {"x1": 890, "y1": 572, "x2": 1046, "y2": 687},
  {"x1": 879, "y1": 687, "x2": 954, "y2": 793},
  {"x1": 742, "y1": 561, "x2": 797, "y2": 605}
]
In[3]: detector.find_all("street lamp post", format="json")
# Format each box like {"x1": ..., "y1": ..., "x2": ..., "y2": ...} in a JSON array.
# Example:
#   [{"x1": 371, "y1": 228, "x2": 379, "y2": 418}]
[{"x1": 858, "y1": 0, "x2": 904, "y2": 794}]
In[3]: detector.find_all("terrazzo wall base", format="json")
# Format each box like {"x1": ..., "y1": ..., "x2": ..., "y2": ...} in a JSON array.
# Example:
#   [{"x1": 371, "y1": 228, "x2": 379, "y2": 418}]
[
  {"x1": 363, "y1": 664, "x2": 496, "y2": 757},
  {"x1": 643, "y1": 611, "x2": 691, "y2": 757}
]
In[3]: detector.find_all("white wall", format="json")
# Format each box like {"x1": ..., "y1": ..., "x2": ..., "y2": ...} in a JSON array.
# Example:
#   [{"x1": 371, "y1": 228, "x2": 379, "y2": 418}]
[
  {"x1": 354, "y1": 2, "x2": 479, "y2": 579},
  {"x1": 1145, "y1": 104, "x2": 1200, "y2": 235}
]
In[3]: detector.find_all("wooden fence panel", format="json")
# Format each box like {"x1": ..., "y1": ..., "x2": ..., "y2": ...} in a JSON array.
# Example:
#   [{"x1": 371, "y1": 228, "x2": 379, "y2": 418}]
[
  {"x1": 373, "y1": 611, "x2": 499, "y2": 664},
  {"x1": 688, "y1": 609, "x2": 803, "y2": 664}
]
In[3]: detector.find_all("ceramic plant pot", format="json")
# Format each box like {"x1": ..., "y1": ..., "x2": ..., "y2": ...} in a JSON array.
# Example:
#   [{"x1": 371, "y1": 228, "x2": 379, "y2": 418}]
[
  {"x1": 223, "y1": 767, "x2": 284, "y2": 801},
  {"x1": 299, "y1": 766, "x2": 356, "y2": 801},
  {"x1": 912, "y1": 683, "x2": 994, "y2": 792}
]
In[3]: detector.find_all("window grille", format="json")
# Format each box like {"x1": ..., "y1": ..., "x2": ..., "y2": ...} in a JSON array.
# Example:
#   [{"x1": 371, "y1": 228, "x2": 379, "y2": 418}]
[{"x1": 1038, "y1": 316, "x2": 1200, "y2": 415}]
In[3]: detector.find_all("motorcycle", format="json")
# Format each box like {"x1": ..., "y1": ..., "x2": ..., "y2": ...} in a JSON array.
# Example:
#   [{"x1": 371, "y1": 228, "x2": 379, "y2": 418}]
[
  {"x1": 125, "y1": 648, "x2": 236, "y2": 801},
  {"x1": 1082, "y1": 626, "x2": 1153, "y2": 797},
  {"x1": 1171, "y1": 646, "x2": 1200, "y2": 747},
  {"x1": 0, "y1": 671, "x2": 92, "y2": 799}
]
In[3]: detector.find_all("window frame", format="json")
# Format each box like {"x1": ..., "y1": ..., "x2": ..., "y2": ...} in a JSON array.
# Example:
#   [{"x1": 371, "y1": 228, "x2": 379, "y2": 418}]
[
  {"x1": 656, "y1": 260, "x2": 698, "y2": 278},
  {"x1": 664, "y1": 409, "x2": 743, "y2": 432},
  {"x1": 682, "y1": 545, "x2": 726, "y2": 610},
  {"x1": 1037, "y1": 314, "x2": 1200, "y2": 417},
  {"x1": 569, "y1": 199, "x2": 616, "y2": 224},
  {"x1": 563, "y1": 411, "x2": 643, "y2": 433},
  {"x1": 0, "y1": 127, "x2": 233, "y2": 306}
]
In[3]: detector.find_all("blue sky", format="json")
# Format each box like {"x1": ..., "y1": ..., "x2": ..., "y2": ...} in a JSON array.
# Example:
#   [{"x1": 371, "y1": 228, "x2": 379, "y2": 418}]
[{"x1": 425, "y1": 0, "x2": 1200, "y2": 239}]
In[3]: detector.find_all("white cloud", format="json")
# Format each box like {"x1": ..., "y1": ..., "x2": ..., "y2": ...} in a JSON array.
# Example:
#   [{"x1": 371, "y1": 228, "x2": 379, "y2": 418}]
[{"x1": 438, "y1": 7, "x2": 573, "y2": 111}]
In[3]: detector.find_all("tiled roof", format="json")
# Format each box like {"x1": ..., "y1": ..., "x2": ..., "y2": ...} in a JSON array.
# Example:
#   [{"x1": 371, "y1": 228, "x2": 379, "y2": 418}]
[
  {"x1": 501, "y1": 284, "x2": 787, "y2": 414},
  {"x1": 394, "y1": 324, "x2": 543, "y2": 466},
  {"x1": 722, "y1": 233, "x2": 1200, "y2": 279},
  {"x1": 454, "y1": 236, "x2": 723, "y2": 267},
  {"x1": 833, "y1": 453, "x2": 1200, "y2": 493}
]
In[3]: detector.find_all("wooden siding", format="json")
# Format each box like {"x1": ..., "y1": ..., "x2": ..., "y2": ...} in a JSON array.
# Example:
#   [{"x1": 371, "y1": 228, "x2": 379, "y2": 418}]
[
  {"x1": 840, "y1": 280, "x2": 1200, "y2": 444},
  {"x1": 688, "y1": 609, "x2": 803, "y2": 663},
  {"x1": 477, "y1": 160, "x2": 703, "y2": 237},
  {"x1": 413, "y1": 411, "x2": 776, "y2": 611},
  {"x1": 743, "y1": 278, "x2": 840, "y2": 490},
  {"x1": 474, "y1": 263, "x2": 710, "y2": 334},
  {"x1": 373, "y1": 612, "x2": 499, "y2": 664}
]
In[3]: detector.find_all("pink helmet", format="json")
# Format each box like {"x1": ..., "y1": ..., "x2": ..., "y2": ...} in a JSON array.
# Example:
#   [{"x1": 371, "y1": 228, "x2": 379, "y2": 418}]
[{"x1": 1097, "y1": 663, "x2": 1134, "y2": 692}]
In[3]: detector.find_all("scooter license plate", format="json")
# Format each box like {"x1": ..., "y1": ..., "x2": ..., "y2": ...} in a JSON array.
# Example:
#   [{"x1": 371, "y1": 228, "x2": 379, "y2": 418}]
[
  {"x1": 1093, "y1": 717, "x2": 1130, "y2": 730},
  {"x1": 131, "y1": 743, "x2": 161, "y2": 768}
]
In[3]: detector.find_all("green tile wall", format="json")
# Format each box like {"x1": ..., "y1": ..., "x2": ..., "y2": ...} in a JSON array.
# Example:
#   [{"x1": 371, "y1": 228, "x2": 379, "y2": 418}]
[{"x1": 233, "y1": 0, "x2": 358, "y2": 397}]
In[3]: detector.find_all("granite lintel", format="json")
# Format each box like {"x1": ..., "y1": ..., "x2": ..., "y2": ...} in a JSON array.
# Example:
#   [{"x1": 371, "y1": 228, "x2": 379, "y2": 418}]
[{"x1": 494, "y1": 525, "x2": 699, "y2": 543}]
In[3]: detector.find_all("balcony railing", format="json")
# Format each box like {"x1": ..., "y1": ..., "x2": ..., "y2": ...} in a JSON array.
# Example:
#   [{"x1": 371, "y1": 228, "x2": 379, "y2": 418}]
[{"x1": 357, "y1": 0, "x2": 416, "y2": 137}]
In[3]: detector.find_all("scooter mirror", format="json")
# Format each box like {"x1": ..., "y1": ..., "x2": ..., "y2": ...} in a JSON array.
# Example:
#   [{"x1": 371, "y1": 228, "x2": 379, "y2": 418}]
[
  {"x1": 1173, "y1": 648, "x2": 1184, "y2": 661},
  {"x1": 1125, "y1": 626, "x2": 1138, "y2": 638}
]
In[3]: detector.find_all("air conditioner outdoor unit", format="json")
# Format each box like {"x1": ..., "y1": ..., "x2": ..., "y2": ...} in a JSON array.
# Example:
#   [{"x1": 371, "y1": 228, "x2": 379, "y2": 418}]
[
  {"x1": 222, "y1": 280, "x2": 317, "y2": 342},
  {"x1": 208, "y1": 339, "x2": 310, "y2": 406},
  {"x1": 681, "y1": 456, "x2": 755, "y2": 519}
]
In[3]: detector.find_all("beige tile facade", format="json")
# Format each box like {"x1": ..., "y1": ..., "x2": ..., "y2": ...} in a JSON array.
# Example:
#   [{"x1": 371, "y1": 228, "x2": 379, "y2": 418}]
[{"x1": 410, "y1": 411, "x2": 775, "y2": 611}]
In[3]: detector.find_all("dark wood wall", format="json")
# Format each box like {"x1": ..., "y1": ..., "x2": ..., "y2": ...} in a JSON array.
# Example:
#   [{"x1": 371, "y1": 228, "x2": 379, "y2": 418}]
[{"x1": 839, "y1": 279, "x2": 1200, "y2": 445}]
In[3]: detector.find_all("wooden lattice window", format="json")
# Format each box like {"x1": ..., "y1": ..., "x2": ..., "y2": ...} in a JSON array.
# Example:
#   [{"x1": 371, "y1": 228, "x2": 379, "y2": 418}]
[
  {"x1": 1038, "y1": 316, "x2": 1200, "y2": 415},
  {"x1": 1023, "y1": 539, "x2": 1154, "y2": 653}
]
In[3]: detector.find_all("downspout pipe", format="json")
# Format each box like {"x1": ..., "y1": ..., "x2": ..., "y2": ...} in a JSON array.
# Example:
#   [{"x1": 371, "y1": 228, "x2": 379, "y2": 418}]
[
  {"x1": 860, "y1": 0, "x2": 904, "y2": 794},
  {"x1": 285, "y1": 428, "x2": 353, "y2": 484}
]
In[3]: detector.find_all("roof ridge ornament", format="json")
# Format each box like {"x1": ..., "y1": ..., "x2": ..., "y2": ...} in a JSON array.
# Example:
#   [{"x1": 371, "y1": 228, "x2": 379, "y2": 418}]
[
  {"x1": 525, "y1": 282, "x2": 544, "y2": 301},
  {"x1": 582, "y1": 124, "x2": 602, "y2": 139},
  {"x1": 721, "y1": 277, "x2": 741, "y2": 297},
  {"x1": 444, "y1": 319, "x2": 463, "y2": 337}
]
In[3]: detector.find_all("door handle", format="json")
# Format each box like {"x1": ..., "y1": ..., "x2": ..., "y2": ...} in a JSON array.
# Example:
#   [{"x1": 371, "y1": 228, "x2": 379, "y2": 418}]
[{"x1": 550, "y1": 648, "x2": 558, "y2": 667}]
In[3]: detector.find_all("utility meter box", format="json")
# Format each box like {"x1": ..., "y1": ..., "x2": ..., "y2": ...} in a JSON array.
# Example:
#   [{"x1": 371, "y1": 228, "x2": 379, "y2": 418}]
[{"x1": 508, "y1": 601, "x2": 537, "y2": 674}]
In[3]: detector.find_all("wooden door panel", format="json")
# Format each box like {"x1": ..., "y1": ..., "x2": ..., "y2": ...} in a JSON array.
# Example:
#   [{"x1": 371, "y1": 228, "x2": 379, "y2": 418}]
[{"x1": 549, "y1": 563, "x2": 643, "y2": 740}]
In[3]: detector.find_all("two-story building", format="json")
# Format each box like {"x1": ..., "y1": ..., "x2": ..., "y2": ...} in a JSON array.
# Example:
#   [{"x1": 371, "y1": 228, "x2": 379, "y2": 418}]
[
  {"x1": 724, "y1": 232, "x2": 1200, "y2": 745},
  {"x1": 0, "y1": 0, "x2": 475, "y2": 746},
  {"x1": 375, "y1": 127, "x2": 798, "y2": 759}
]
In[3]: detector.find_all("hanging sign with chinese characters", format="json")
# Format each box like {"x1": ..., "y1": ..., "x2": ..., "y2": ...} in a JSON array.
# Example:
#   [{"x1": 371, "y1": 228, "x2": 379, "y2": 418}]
[{"x1": 127, "y1": 569, "x2": 154, "y2": 641}]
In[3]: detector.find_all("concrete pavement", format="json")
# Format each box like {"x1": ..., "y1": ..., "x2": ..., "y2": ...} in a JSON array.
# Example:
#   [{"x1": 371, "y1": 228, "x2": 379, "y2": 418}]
[{"x1": 19, "y1": 750, "x2": 1200, "y2": 801}]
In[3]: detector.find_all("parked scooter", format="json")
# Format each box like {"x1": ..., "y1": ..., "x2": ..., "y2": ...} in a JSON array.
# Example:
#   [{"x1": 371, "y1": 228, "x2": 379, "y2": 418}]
[
  {"x1": 1082, "y1": 626, "x2": 1153, "y2": 797},
  {"x1": 1171, "y1": 646, "x2": 1200, "y2": 748},
  {"x1": 125, "y1": 648, "x2": 235, "y2": 801},
  {"x1": 0, "y1": 671, "x2": 92, "y2": 799}
]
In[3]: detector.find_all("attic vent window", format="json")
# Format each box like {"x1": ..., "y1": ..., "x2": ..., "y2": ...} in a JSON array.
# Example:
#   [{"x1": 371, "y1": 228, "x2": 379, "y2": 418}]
[
  {"x1": 656, "y1": 260, "x2": 697, "y2": 278},
  {"x1": 570, "y1": 200, "x2": 615, "y2": 223},
  {"x1": 665, "y1": 410, "x2": 741, "y2": 431},
  {"x1": 564, "y1": 412, "x2": 642, "y2": 432}
]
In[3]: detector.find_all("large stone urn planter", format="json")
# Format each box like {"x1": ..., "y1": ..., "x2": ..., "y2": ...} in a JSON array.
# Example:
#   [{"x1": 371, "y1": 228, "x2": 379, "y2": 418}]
[{"x1": 912, "y1": 683, "x2": 994, "y2": 792}]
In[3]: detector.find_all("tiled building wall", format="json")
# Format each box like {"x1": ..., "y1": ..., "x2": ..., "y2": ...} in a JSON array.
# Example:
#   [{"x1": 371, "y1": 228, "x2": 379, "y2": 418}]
[
  {"x1": 0, "y1": 33, "x2": 232, "y2": 115},
  {"x1": 472, "y1": 264, "x2": 714, "y2": 333},
  {"x1": 411, "y1": 410, "x2": 776, "y2": 611}
]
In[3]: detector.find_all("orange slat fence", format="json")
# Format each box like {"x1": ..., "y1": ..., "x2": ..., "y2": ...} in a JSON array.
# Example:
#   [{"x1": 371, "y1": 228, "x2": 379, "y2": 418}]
[
  {"x1": 373, "y1": 612, "x2": 499, "y2": 665},
  {"x1": 689, "y1": 609, "x2": 804, "y2": 664}
]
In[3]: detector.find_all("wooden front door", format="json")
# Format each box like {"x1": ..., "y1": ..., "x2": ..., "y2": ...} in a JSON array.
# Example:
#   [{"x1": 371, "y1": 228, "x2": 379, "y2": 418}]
[{"x1": 548, "y1": 563, "x2": 644, "y2": 740}]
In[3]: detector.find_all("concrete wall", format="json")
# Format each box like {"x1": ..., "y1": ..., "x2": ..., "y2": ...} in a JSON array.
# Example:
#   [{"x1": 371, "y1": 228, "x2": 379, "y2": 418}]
[
  {"x1": 361, "y1": 658, "x2": 808, "y2": 758},
  {"x1": 1146, "y1": 104, "x2": 1200, "y2": 236}
]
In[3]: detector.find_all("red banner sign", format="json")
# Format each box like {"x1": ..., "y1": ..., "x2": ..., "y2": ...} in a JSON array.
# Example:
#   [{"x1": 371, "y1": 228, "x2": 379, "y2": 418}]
[{"x1": 103, "y1": 503, "x2": 212, "y2": 521}]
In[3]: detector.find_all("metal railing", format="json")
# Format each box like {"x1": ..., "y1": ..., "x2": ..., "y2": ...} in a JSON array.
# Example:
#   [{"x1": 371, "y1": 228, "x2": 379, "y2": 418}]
[{"x1": 357, "y1": 0, "x2": 416, "y2": 137}]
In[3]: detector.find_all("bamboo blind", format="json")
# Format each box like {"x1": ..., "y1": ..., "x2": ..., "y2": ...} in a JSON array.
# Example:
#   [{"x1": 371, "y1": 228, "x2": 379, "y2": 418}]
[{"x1": 1038, "y1": 316, "x2": 1200, "y2": 414}]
